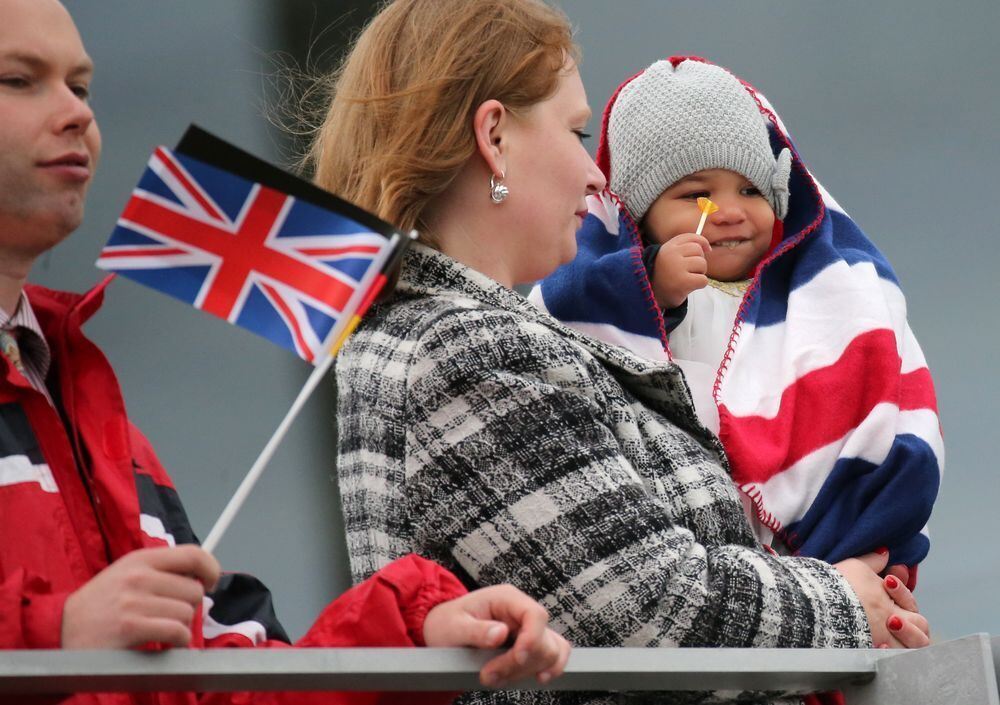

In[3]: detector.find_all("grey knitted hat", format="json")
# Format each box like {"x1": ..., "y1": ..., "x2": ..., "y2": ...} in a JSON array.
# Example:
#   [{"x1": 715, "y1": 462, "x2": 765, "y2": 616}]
[{"x1": 607, "y1": 59, "x2": 791, "y2": 221}]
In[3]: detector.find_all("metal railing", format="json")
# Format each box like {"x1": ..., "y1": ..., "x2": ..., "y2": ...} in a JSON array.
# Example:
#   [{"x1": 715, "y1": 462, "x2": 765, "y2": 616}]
[{"x1": 1, "y1": 634, "x2": 996, "y2": 704}]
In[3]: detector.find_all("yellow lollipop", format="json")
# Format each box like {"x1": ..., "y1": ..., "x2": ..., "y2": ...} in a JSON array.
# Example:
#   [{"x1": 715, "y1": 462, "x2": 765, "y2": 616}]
[{"x1": 695, "y1": 197, "x2": 718, "y2": 236}]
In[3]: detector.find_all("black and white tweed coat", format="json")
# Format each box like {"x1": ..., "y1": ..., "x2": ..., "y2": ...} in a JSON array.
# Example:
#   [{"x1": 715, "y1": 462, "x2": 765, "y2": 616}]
[{"x1": 335, "y1": 244, "x2": 871, "y2": 704}]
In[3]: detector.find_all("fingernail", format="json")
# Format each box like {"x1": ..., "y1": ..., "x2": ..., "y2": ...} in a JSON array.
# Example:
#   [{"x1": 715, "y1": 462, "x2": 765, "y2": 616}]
[
  {"x1": 884, "y1": 575, "x2": 899, "y2": 590},
  {"x1": 888, "y1": 615, "x2": 903, "y2": 631},
  {"x1": 482, "y1": 672, "x2": 500, "y2": 687},
  {"x1": 515, "y1": 650, "x2": 529, "y2": 665},
  {"x1": 876, "y1": 546, "x2": 889, "y2": 555},
  {"x1": 486, "y1": 625, "x2": 505, "y2": 643},
  {"x1": 877, "y1": 642, "x2": 891, "y2": 649},
  {"x1": 538, "y1": 671, "x2": 552, "y2": 685}
]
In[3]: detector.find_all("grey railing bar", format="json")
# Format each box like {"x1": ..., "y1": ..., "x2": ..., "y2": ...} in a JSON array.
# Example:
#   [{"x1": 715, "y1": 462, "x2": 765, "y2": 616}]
[
  {"x1": 4, "y1": 635, "x2": 995, "y2": 703},
  {"x1": 844, "y1": 634, "x2": 999, "y2": 705},
  {"x1": 0, "y1": 645, "x2": 880, "y2": 694},
  {"x1": 993, "y1": 635, "x2": 1000, "y2": 696}
]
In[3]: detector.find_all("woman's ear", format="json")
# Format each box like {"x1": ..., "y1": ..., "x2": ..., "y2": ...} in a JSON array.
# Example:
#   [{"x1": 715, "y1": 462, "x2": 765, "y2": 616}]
[{"x1": 472, "y1": 99, "x2": 507, "y2": 179}]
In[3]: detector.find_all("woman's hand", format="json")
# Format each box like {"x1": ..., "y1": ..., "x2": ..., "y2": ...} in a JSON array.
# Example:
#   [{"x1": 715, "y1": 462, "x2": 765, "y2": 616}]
[
  {"x1": 835, "y1": 550, "x2": 930, "y2": 649},
  {"x1": 422, "y1": 584, "x2": 570, "y2": 688}
]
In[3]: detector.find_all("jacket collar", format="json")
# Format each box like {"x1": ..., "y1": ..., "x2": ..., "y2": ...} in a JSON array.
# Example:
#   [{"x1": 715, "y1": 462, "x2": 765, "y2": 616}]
[
  {"x1": 398, "y1": 243, "x2": 677, "y2": 374},
  {"x1": 397, "y1": 244, "x2": 720, "y2": 451},
  {"x1": 398, "y1": 242, "x2": 548, "y2": 324},
  {"x1": 25, "y1": 274, "x2": 114, "y2": 344}
]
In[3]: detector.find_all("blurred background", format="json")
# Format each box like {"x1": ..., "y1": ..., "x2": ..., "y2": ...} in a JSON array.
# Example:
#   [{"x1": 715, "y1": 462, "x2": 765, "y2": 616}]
[{"x1": 53, "y1": 0, "x2": 998, "y2": 640}]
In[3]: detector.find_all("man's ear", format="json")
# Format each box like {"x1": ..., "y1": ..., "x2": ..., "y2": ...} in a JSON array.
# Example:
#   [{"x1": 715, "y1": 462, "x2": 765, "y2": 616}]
[{"x1": 472, "y1": 99, "x2": 507, "y2": 179}]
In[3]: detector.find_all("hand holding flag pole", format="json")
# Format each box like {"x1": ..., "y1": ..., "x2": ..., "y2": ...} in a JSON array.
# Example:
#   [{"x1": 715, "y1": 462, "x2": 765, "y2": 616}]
[{"x1": 97, "y1": 126, "x2": 415, "y2": 555}]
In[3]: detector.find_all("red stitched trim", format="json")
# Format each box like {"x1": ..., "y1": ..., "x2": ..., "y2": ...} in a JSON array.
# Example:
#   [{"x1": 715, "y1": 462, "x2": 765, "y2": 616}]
[
  {"x1": 711, "y1": 65, "x2": 827, "y2": 439},
  {"x1": 606, "y1": 189, "x2": 672, "y2": 356},
  {"x1": 738, "y1": 484, "x2": 787, "y2": 536},
  {"x1": 672, "y1": 58, "x2": 827, "y2": 556},
  {"x1": 668, "y1": 55, "x2": 708, "y2": 67}
]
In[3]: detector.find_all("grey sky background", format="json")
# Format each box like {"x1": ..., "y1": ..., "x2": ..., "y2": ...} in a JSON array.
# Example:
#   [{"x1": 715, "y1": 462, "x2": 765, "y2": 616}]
[{"x1": 53, "y1": 1, "x2": 998, "y2": 640}]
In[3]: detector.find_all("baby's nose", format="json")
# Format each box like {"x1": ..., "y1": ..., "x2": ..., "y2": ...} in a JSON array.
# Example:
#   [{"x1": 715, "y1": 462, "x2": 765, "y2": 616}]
[{"x1": 710, "y1": 200, "x2": 747, "y2": 224}]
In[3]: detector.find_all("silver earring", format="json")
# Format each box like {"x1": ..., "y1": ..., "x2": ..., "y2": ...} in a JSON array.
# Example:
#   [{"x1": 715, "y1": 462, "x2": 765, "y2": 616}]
[{"x1": 490, "y1": 172, "x2": 509, "y2": 204}]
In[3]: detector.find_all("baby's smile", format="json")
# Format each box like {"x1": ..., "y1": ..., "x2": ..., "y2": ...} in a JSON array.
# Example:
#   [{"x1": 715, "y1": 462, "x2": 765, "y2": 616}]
[{"x1": 711, "y1": 238, "x2": 751, "y2": 250}]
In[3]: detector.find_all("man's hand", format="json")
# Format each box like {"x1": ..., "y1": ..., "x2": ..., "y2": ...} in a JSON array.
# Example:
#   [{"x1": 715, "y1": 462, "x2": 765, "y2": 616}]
[
  {"x1": 423, "y1": 584, "x2": 570, "y2": 688},
  {"x1": 61, "y1": 545, "x2": 220, "y2": 649},
  {"x1": 651, "y1": 233, "x2": 711, "y2": 309}
]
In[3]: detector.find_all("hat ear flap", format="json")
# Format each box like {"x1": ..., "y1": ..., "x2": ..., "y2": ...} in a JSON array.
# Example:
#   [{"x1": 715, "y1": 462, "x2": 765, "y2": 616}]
[{"x1": 771, "y1": 148, "x2": 792, "y2": 220}]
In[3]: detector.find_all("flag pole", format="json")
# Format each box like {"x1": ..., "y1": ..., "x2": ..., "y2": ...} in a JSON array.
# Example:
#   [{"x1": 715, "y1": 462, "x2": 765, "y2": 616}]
[{"x1": 201, "y1": 230, "x2": 417, "y2": 554}]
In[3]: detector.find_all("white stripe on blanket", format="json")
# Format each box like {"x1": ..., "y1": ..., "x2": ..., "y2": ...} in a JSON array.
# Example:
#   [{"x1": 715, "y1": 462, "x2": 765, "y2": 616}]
[{"x1": 722, "y1": 262, "x2": 916, "y2": 417}]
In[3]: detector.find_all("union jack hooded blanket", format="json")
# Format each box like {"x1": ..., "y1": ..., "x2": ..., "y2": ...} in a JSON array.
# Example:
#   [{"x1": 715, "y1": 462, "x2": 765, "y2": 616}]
[{"x1": 531, "y1": 58, "x2": 943, "y2": 573}]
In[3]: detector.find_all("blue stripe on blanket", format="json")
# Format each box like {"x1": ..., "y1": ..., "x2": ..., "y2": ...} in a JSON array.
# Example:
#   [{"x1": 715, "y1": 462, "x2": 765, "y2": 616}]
[
  {"x1": 751, "y1": 207, "x2": 900, "y2": 328},
  {"x1": 541, "y1": 213, "x2": 654, "y2": 336},
  {"x1": 784, "y1": 433, "x2": 939, "y2": 566}
]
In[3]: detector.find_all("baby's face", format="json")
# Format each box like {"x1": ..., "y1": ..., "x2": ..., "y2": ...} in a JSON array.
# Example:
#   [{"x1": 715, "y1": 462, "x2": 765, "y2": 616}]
[{"x1": 644, "y1": 169, "x2": 776, "y2": 282}]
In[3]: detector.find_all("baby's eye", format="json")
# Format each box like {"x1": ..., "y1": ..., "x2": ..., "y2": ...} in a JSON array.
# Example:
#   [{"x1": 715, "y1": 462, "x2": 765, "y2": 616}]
[
  {"x1": 573, "y1": 129, "x2": 591, "y2": 143},
  {"x1": 741, "y1": 186, "x2": 763, "y2": 197},
  {"x1": 681, "y1": 190, "x2": 710, "y2": 200}
]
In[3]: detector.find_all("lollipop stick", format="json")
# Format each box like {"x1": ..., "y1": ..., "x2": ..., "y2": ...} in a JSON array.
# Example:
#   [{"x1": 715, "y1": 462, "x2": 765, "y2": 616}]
[{"x1": 695, "y1": 211, "x2": 710, "y2": 236}]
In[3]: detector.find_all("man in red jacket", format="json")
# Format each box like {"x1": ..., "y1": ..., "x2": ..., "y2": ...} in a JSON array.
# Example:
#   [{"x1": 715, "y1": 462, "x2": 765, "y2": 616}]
[{"x1": 0, "y1": 0, "x2": 569, "y2": 702}]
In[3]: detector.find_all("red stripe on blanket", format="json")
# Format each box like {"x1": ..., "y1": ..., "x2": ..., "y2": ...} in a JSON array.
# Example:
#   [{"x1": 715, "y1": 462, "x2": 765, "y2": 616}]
[
  {"x1": 900, "y1": 366, "x2": 938, "y2": 413},
  {"x1": 720, "y1": 329, "x2": 936, "y2": 485}
]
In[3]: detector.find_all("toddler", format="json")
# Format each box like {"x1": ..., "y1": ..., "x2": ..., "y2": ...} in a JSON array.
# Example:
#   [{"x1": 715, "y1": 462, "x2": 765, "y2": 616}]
[{"x1": 533, "y1": 57, "x2": 943, "y2": 580}]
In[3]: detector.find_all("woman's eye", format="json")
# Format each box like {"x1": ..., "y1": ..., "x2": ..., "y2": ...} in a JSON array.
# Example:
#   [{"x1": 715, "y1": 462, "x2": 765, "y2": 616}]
[
  {"x1": 70, "y1": 84, "x2": 91, "y2": 100},
  {"x1": 573, "y1": 130, "x2": 591, "y2": 142}
]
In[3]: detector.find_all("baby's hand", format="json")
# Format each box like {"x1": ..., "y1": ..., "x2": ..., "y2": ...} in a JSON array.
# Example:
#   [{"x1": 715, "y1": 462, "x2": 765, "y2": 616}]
[{"x1": 651, "y1": 233, "x2": 711, "y2": 309}]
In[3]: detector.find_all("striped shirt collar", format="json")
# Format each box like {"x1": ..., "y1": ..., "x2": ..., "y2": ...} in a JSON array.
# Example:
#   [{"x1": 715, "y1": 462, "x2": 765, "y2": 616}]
[{"x1": 1, "y1": 291, "x2": 54, "y2": 397}]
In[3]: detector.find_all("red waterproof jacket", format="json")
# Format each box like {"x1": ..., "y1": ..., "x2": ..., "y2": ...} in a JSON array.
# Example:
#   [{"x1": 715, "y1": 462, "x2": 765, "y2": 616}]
[{"x1": 0, "y1": 278, "x2": 465, "y2": 705}]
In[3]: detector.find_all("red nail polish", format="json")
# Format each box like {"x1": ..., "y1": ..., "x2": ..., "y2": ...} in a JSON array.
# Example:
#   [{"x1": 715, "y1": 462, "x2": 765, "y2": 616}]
[
  {"x1": 876, "y1": 546, "x2": 889, "y2": 555},
  {"x1": 885, "y1": 575, "x2": 899, "y2": 589},
  {"x1": 888, "y1": 615, "x2": 903, "y2": 631}
]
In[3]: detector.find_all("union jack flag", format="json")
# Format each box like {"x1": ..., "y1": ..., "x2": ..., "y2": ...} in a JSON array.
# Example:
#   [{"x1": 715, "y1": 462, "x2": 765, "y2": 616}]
[{"x1": 97, "y1": 145, "x2": 394, "y2": 364}]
